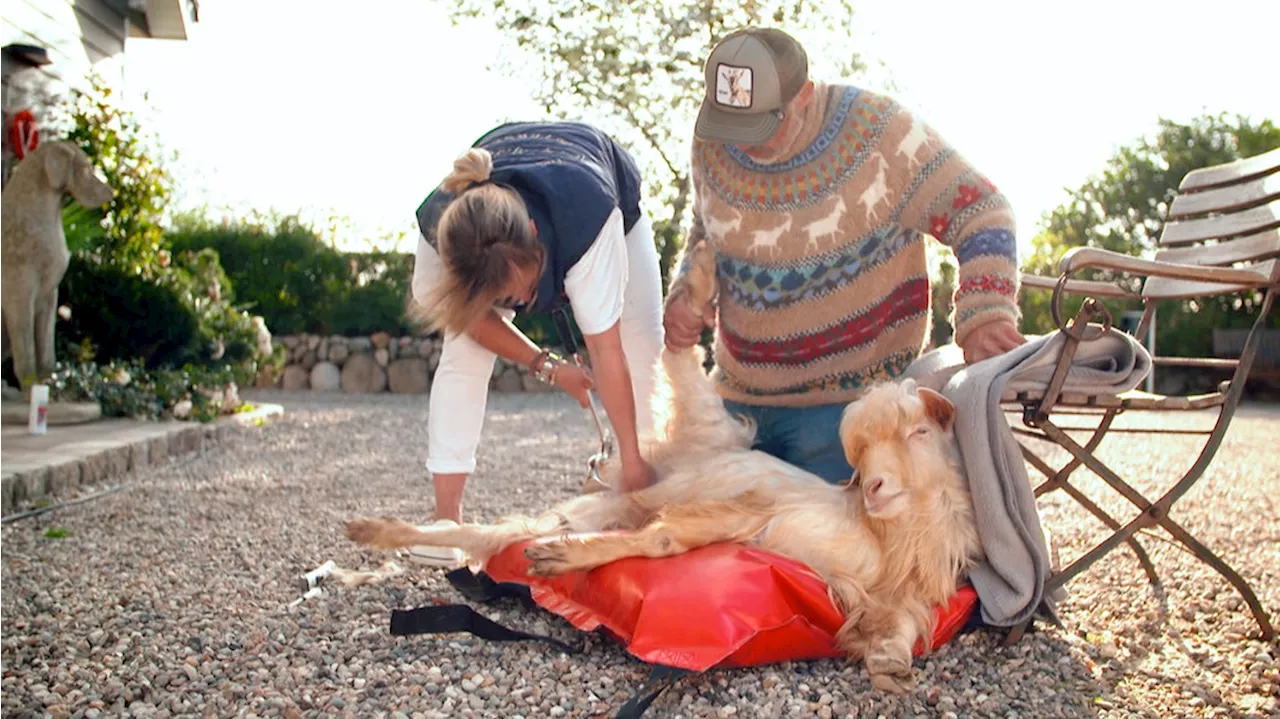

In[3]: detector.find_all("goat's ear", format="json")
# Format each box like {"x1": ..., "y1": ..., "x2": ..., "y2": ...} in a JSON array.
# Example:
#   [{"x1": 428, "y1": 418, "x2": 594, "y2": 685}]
[
  {"x1": 43, "y1": 144, "x2": 72, "y2": 190},
  {"x1": 837, "y1": 399, "x2": 863, "y2": 463},
  {"x1": 918, "y1": 387, "x2": 955, "y2": 433}
]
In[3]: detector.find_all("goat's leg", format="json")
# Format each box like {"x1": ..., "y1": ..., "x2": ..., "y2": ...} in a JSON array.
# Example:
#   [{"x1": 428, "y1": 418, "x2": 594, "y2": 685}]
[
  {"x1": 654, "y1": 345, "x2": 755, "y2": 451},
  {"x1": 344, "y1": 514, "x2": 547, "y2": 564},
  {"x1": 525, "y1": 494, "x2": 771, "y2": 576},
  {"x1": 656, "y1": 346, "x2": 754, "y2": 448},
  {"x1": 829, "y1": 575, "x2": 874, "y2": 655},
  {"x1": 683, "y1": 239, "x2": 719, "y2": 314},
  {"x1": 548, "y1": 492, "x2": 654, "y2": 533},
  {"x1": 344, "y1": 494, "x2": 644, "y2": 564},
  {"x1": 857, "y1": 605, "x2": 920, "y2": 695},
  {"x1": 652, "y1": 241, "x2": 755, "y2": 450}
]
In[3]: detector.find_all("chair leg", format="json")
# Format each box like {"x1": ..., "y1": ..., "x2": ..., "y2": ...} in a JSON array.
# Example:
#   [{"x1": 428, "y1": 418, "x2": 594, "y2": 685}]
[
  {"x1": 1020, "y1": 443, "x2": 1162, "y2": 588},
  {"x1": 1156, "y1": 517, "x2": 1276, "y2": 640},
  {"x1": 1008, "y1": 442, "x2": 1148, "y2": 647},
  {"x1": 1039, "y1": 422, "x2": 1155, "y2": 514},
  {"x1": 1052, "y1": 481, "x2": 1161, "y2": 588},
  {"x1": 1002, "y1": 617, "x2": 1032, "y2": 646},
  {"x1": 1029, "y1": 422, "x2": 1275, "y2": 641}
]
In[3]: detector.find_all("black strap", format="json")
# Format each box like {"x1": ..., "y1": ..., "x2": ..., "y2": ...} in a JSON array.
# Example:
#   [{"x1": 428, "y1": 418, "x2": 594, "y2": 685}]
[
  {"x1": 615, "y1": 665, "x2": 690, "y2": 719},
  {"x1": 406, "y1": 567, "x2": 695, "y2": 718},
  {"x1": 389, "y1": 604, "x2": 581, "y2": 655},
  {"x1": 444, "y1": 567, "x2": 536, "y2": 609}
]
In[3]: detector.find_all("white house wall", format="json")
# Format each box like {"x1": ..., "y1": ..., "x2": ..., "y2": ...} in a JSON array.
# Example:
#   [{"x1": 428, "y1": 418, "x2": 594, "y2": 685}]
[{"x1": 1, "y1": 0, "x2": 130, "y2": 121}]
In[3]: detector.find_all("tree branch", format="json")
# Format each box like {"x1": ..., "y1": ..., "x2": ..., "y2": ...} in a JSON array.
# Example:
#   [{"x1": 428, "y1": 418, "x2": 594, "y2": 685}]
[{"x1": 592, "y1": 89, "x2": 683, "y2": 182}]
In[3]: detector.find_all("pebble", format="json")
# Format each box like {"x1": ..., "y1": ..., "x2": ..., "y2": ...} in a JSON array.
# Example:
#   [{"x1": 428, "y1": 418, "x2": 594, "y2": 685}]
[{"x1": 0, "y1": 391, "x2": 1275, "y2": 719}]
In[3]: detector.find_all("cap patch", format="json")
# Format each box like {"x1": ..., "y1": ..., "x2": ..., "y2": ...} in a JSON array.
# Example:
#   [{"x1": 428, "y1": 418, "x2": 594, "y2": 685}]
[{"x1": 715, "y1": 64, "x2": 753, "y2": 108}]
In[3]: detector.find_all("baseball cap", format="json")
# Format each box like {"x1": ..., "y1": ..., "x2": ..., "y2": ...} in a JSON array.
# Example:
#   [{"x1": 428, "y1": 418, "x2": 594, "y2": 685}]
[{"x1": 694, "y1": 27, "x2": 809, "y2": 145}]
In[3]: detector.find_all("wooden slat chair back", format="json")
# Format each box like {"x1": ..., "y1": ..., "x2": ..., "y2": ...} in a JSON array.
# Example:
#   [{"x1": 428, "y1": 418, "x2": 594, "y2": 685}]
[{"x1": 1006, "y1": 147, "x2": 1279, "y2": 644}]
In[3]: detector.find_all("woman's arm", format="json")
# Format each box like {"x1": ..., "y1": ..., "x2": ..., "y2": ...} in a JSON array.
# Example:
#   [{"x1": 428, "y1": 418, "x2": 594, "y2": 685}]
[
  {"x1": 580, "y1": 322, "x2": 641, "y2": 461},
  {"x1": 466, "y1": 309, "x2": 543, "y2": 368},
  {"x1": 583, "y1": 321, "x2": 656, "y2": 491},
  {"x1": 563, "y1": 208, "x2": 658, "y2": 491},
  {"x1": 416, "y1": 235, "x2": 545, "y2": 371},
  {"x1": 467, "y1": 309, "x2": 595, "y2": 404}
]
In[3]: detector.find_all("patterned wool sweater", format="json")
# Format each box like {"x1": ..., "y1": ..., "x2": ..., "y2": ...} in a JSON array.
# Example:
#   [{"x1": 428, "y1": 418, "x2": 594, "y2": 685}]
[{"x1": 670, "y1": 82, "x2": 1021, "y2": 407}]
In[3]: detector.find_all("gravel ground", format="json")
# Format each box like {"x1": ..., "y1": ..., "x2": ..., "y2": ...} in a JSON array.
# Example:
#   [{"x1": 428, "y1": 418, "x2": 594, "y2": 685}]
[{"x1": 2, "y1": 389, "x2": 1277, "y2": 719}]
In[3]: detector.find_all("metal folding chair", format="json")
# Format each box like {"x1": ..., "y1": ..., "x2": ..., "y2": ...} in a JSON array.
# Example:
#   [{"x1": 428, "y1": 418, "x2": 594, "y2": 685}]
[{"x1": 1006, "y1": 147, "x2": 1280, "y2": 643}]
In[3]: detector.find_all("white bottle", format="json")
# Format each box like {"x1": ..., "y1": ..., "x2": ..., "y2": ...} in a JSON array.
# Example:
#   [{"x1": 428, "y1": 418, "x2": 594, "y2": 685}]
[{"x1": 29, "y1": 384, "x2": 49, "y2": 435}]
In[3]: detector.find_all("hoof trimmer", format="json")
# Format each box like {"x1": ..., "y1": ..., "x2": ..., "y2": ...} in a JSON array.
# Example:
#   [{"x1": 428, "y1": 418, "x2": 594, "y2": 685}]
[{"x1": 552, "y1": 307, "x2": 614, "y2": 491}]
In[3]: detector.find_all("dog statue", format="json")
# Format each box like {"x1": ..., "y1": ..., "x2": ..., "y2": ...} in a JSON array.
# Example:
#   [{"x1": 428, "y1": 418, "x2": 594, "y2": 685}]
[{"x1": 2, "y1": 141, "x2": 114, "y2": 396}]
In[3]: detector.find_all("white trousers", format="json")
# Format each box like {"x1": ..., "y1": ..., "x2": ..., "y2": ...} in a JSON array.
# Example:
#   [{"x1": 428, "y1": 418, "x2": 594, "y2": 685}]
[{"x1": 414, "y1": 215, "x2": 665, "y2": 475}]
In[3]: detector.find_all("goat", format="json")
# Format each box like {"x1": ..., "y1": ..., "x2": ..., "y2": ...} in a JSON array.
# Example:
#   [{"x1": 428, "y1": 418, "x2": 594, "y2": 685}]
[{"x1": 344, "y1": 242, "x2": 981, "y2": 692}]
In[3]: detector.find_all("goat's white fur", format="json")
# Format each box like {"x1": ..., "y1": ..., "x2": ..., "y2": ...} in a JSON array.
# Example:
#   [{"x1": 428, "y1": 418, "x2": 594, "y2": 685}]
[{"x1": 345, "y1": 242, "x2": 981, "y2": 692}]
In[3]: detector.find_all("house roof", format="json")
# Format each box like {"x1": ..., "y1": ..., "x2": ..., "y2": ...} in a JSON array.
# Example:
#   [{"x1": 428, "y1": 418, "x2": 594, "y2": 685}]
[{"x1": 105, "y1": 0, "x2": 199, "y2": 41}]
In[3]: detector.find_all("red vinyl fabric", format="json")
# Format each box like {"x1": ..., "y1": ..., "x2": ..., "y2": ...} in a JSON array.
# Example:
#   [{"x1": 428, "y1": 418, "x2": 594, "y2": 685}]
[{"x1": 484, "y1": 539, "x2": 979, "y2": 672}]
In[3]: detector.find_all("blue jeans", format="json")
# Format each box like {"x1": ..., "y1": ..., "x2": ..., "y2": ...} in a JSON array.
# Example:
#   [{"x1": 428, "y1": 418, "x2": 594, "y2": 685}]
[{"x1": 720, "y1": 400, "x2": 855, "y2": 485}]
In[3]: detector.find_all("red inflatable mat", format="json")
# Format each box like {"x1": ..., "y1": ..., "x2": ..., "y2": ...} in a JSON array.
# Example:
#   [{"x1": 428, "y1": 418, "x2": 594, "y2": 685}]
[{"x1": 484, "y1": 537, "x2": 978, "y2": 673}]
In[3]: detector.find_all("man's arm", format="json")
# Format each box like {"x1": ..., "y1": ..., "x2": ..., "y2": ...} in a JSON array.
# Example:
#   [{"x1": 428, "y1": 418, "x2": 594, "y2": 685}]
[{"x1": 894, "y1": 108, "x2": 1025, "y2": 362}]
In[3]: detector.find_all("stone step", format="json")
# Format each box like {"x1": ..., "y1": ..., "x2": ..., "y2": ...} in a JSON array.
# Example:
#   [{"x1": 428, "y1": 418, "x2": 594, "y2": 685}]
[{"x1": 1, "y1": 403, "x2": 283, "y2": 515}]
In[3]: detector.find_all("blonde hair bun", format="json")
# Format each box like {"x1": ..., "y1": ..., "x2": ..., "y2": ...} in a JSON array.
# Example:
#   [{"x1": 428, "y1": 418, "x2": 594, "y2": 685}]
[{"x1": 441, "y1": 148, "x2": 494, "y2": 195}]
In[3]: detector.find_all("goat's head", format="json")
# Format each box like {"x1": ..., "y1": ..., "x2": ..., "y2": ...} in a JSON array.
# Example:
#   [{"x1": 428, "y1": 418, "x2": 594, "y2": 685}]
[
  {"x1": 838, "y1": 379, "x2": 958, "y2": 520},
  {"x1": 39, "y1": 141, "x2": 114, "y2": 209}
]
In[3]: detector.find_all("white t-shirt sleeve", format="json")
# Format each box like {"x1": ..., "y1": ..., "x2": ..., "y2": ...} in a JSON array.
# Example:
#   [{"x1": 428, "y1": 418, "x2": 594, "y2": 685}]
[
  {"x1": 564, "y1": 207, "x2": 628, "y2": 336},
  {"x1": 412, "y1": 232, "x2": 442, "y2": 303}
]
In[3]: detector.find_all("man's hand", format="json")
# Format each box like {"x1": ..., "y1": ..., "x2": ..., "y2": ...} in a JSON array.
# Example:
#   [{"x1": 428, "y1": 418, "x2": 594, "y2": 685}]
[
  {"x1": 662, "y1": 293, "x2": 715, "y2": 352},
  {"x1": 961, "y1": 318, "x2": 1027, "y2": 364}
]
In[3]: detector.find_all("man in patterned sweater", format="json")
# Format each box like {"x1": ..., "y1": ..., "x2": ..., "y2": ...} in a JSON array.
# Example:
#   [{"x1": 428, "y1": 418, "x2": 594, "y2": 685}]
[{"x1": 664, "y1": 27, "x2": 1027, "y2": 484}]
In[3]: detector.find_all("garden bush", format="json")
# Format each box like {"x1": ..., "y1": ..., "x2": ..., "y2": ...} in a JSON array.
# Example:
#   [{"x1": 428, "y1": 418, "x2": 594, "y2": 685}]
[
  {"x1": 45, "y1": 358, "x2": 248, "y2": 423},
  {"x1": 164, "y1": 210, "x2": 694, "y2": 344},
  {"x1": 167, "y1": 213, "x2": 417, "y2": 336},
  {"x1": 0, "y1": 73, "x2": 272, "y2": 421},
  {"x1": 56, "y1": 259, "x2": 201, "y2": 369},
  {"x1": 55, "y1": 245, "x2": 262, "y2": 365}
]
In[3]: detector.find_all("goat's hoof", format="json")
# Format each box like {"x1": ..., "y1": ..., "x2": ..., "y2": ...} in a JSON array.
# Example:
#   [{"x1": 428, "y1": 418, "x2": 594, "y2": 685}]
[
  {"x1": 866, "y1": 653, "x2": 915, "y2": 695},
  {"x1": 685, "y1": 241, "x2": 718, "y2": 309},
  {"x1": 343, "y1": 518, "x2": 383, "y2": 546},
  {"x1": 835, "y1": 622, "x2": 867, "y2": 651},
  {"x1": 524, "y1": 541, "x2": 576, "y2": 576}
]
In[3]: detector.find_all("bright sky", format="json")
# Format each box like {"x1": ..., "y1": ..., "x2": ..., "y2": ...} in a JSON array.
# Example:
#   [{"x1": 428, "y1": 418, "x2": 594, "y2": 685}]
[{"x1": 119, "y1": 0, "x2": 1280, "y2": 255}]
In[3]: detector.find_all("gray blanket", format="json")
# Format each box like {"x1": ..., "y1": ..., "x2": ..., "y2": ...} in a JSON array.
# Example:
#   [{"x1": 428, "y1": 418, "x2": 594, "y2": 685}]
[{"x1": 904, "y1": 328, "x2": 1152, "y2": 627}]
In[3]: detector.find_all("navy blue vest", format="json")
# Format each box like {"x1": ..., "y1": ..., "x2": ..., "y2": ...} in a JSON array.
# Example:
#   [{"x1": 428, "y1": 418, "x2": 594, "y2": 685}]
[{"x1": 416, "y1": 121, "x2": 643, "y2": 314}]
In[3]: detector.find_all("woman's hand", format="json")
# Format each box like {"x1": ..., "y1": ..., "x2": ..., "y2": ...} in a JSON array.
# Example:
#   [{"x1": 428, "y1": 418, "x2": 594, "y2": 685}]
[
  {"x1": 553, "y1": 363, "x2": 594, "y2": 407},
  {"x1": 619, "y1": 455, "x2": 658, "y2": 493}
]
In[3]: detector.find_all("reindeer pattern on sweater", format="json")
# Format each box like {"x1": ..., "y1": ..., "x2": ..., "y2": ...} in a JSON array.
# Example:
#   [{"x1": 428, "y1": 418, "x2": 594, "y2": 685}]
[{"x1": 672, "y1": 84, "x2": 1021, "y2": 407}]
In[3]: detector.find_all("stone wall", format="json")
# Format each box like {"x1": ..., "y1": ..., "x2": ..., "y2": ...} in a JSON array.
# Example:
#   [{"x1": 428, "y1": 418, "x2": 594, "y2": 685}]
[{"x1": 261, "y1": 331, "x2": 554, "y2": 394}]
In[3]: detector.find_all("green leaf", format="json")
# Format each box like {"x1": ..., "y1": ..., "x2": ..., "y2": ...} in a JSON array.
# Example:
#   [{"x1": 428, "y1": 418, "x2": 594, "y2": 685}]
[
  {"x1": 1026, "y1": 113, "x2": 1280, "y2": 357},
  {"x1": 449, "y1": 0, "x2": 866, "y2": 233}
]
